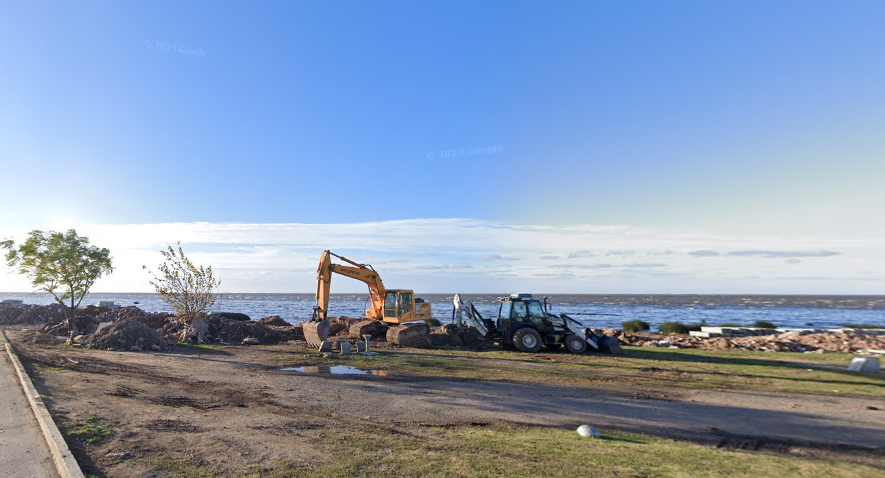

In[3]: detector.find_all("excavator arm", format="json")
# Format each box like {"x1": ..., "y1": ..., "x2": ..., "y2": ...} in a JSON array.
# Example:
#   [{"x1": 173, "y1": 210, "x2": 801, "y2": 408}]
[{"x1": 313, "y1": 250, "x2": 387, "y2": 322}]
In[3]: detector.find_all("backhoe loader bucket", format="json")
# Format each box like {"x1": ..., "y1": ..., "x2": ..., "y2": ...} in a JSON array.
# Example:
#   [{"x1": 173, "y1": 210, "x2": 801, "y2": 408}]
[
  {"x1": 599, "y1": 335, "x2": 624, "y2": 355},
  {"x1": 303, "y1": 319, "x2": 331, "y2": 348}
]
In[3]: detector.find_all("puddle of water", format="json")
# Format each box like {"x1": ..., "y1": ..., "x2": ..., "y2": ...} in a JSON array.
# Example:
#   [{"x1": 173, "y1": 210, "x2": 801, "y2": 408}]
[{"x1": 281, "y1": 365, "x2": 387, "y2": 376}]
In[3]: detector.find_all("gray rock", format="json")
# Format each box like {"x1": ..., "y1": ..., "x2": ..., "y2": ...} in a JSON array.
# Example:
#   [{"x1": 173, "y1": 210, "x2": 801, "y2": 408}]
[
  {"x1": 848, "y1": 356, "x2": 881, "y2": 373},
  {"x1": 242, "y1": 337, "x2": 260, "y2": 345},
  {"x1": 184, "y1": 317, "x2": 211, "y2": 344}
]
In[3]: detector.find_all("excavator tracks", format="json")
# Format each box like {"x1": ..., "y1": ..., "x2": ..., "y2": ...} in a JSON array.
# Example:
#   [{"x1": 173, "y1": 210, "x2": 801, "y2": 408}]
[
  {"x1": 386, "y1": 323, "x2": 430, "y2": 347},
  {"x1": 349, "y1": 320, "x2": 390, "y2": 339}
]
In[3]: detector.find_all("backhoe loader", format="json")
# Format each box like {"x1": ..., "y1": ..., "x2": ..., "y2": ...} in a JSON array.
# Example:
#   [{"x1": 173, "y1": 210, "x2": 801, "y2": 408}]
[
  {"x1": 303, "y1": 250, "x2": 434, "y2": 348},
  {"x1": 452, "y1": 293, "x2": 623, "y2": 354}
]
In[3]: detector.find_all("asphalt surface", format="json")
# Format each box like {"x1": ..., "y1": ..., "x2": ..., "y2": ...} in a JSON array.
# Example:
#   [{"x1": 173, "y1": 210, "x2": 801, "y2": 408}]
[{"x1": 0, "y1": 351, "x2": 58, "y2": 478}]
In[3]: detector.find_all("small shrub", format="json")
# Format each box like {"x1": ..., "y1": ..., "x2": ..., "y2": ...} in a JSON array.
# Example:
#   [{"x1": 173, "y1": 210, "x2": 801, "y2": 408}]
[
  {"x1": 145, "y1": 242, "x2": 220, "y2": 320},
  {"x1": 659, "y1": 322, "x2": 689, "y2": 334},
  {"x1": 686, "y1": 323, "x2": 705, "y2": 332},
  {"x1": 622, "y1": 320, "x2": 650, "y2": 333},
  {"x1": 753, "y1": 320, "x2": 777, "y2": 329}
]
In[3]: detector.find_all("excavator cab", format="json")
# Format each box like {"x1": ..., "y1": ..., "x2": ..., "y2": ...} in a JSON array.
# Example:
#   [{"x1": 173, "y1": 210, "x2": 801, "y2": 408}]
[{"x1": 382, "y1": 290, "x2": 432, "y2": 324}]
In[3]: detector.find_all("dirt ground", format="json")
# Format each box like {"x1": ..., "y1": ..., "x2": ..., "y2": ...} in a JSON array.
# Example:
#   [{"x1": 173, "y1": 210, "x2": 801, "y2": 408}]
[{"x1": 6, "y1": 328, "x2": 885, "y2": 477}]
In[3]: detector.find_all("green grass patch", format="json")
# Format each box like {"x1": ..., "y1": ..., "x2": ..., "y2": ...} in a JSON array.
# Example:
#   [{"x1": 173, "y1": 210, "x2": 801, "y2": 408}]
[
  {"x1": 253, "y1": 423, "x2": 884, "y2": 478},
  {"x1": 753, "y1": 320, "x2": 778, "y2": 329},
  {"x1": 841, "y1": 323, "x2": 885, "y2": 329},
  {"x1": 176, "y1": 342, "x2": 226, "y2": 352},
  {"x1": 66, "y1": 415, "x2": 113, "y2": 445},
  {"x1": 149, "y1": 458, "x2": 220, "y2": 478},
  {"x1": 270, "y1": 346, "x2": 884, "y2": 397}
]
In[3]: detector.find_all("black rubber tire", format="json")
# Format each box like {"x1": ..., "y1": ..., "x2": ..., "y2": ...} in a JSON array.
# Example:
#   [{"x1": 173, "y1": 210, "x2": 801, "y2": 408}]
[
  {"x1": 513, "y1": 327, "x2": 542, "y2": 353},
  {"x1": 565, "y1": 335, "x2": 588, "y2": 354}
]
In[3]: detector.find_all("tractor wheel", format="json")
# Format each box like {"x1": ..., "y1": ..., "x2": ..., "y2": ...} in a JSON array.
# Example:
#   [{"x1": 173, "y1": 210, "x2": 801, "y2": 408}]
[
  {"x1": 565, "y1": 335, "x2": 588, "y2": 354},
  {"x1": 513, "y1": 328, "x2": 542, "y2": 353}
]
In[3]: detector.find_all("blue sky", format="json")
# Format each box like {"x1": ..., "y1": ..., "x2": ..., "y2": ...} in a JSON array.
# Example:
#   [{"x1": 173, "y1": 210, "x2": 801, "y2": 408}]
[{"x1": 1, "y1": 1, "x2": 884, "y2": 293}]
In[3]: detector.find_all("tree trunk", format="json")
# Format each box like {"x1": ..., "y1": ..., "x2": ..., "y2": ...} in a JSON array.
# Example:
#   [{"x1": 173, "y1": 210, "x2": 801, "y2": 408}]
[
  {"x1": 65, "y1": 298, "x2": 75, "y2": 345},
  {"x1": 67, "y1": 315, "x2": 75, "y2": 345}
]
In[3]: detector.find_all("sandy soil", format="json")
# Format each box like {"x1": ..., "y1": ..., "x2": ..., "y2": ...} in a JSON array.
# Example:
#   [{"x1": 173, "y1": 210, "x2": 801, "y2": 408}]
[{"x1": 7, "y1": 330, "x2": 885, "y2": 477}]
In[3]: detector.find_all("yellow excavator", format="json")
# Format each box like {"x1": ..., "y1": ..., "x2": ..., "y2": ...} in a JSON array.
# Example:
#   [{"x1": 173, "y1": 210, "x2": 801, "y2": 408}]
[{"x1": 303, "y1": 250, "x2": 434, "y2": 348}]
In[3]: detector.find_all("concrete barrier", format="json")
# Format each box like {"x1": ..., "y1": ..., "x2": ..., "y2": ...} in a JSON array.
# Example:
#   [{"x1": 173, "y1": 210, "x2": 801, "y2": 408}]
[{"x1": 1, "y1": 331, "x2": 85, "y2": 478}]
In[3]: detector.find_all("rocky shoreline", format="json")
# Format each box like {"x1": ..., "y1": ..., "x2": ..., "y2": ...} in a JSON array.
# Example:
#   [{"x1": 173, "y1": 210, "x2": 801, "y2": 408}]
[
  {"x1": 3, "y1": 303, "x2": 883, "y2": 355},
  {"x1": 619, "y1": 328, "x2": 885, "y2": 354}
]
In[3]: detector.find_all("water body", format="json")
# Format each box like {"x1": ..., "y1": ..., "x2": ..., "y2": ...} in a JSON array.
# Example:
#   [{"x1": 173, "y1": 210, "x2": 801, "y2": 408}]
[
  {"x1": 281, "y1": 365, "x2": 382, "y2": 375},
  {"x1": 1, "y1": 292, "x2": 883, "y2": 330}
]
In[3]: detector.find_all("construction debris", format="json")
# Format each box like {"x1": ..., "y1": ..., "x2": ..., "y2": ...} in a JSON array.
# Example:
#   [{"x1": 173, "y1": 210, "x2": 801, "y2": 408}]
[
  {"x1": 182, "y1": 316, "x2": 303, "y2": 344},
  {"x1": 429, "y1": 323, "x2": 489, "y2": 348},
  {"x1": 622, "y1": 329, "x2": 885, "y2": 353},
  {"x1": 87, "y1": 319, "x2": 169, "y2": 352}
]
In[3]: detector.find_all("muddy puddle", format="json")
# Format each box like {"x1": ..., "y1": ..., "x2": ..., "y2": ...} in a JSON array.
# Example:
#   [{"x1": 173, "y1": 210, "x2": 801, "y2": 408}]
[{"x1": 281, "y1": 365, "x2": 387, "y2": 376}]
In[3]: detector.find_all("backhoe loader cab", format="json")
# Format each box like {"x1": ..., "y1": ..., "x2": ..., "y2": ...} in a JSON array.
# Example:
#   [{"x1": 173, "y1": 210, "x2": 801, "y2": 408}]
[{"x1": 452, "y1": 293, "x2": 622, "y2": 354}]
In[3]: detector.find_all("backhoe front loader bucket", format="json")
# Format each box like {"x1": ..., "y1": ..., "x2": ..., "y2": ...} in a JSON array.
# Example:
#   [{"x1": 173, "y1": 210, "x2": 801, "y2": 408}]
[{"x1": 303, "y1": 319, "x2": 332, "y2": 349}]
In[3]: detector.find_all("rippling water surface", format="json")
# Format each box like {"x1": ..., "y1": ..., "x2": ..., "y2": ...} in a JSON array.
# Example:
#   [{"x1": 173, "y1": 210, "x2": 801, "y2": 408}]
[{"x1": 2, "y1": 292, "x2": 882, "y2": 330}]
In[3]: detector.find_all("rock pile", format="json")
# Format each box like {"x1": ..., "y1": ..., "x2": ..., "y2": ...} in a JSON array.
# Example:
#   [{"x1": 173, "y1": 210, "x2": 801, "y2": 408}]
[
  {"x1": 622, "y1": 330, "x2": 885, "y2": 353},
  {"x1": 0, "y1": 304, "x2": 69, "y2": 325},
  {"x1": 87, "y1": 319, "x2": 169, "y2": 352},
  {"x1": 182, "y1": 315, "x2": 303, "y2": 345},
  {"x1": 258, "y1": 316, "x2": 289, "y2": 327},
  {"x1": 429, "y1": 324, "x2": 489, "y2": 348}
]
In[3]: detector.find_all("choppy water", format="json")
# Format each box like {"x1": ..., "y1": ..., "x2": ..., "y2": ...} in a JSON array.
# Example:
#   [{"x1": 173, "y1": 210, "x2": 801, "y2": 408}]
[{"x1": 2, "y1": 292, "x2": 883, "y2": 330}]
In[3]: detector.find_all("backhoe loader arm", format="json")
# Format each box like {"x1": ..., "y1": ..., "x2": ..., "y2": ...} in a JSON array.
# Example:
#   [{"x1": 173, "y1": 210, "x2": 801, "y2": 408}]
[{"x1": 313, "y1": 250, "x2": 387, "y2": 322}]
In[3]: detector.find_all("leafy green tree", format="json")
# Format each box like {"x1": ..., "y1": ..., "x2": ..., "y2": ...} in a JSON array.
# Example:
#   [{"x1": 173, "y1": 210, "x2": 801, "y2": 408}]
[
  {"x1": 144, "y1": 243, "x2": 220, "y2": 320},
  {"x1": 2, "y1": 229, "x2": 113, "y2": 343}
]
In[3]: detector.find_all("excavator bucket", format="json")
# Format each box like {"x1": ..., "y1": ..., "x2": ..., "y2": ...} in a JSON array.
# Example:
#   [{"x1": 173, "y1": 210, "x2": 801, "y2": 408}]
[{"x1": 303, "y1": 319, "x2": 331, "y2": 348}]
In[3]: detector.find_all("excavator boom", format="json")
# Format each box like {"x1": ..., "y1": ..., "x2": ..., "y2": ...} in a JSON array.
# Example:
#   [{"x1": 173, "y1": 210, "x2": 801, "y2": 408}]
[{"x1": 313, "y1": 250, "x2": 386, "y2": 322}]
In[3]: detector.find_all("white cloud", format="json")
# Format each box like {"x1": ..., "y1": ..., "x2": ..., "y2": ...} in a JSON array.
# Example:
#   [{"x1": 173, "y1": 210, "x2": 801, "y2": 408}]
[{"x1": 1, "y1": 218, "x2": 882, "y2": 293}]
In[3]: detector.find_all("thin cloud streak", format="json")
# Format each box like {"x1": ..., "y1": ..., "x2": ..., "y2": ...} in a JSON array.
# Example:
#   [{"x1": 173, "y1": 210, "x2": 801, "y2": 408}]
[{"x1": 0, "y1": 219, "x2": 881, "y2": 293}]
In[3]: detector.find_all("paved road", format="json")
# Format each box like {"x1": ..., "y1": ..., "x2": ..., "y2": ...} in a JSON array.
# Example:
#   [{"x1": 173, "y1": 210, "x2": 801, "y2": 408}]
[{"x1": 0, "y1": 351, "x2": 58, "y2": 478}]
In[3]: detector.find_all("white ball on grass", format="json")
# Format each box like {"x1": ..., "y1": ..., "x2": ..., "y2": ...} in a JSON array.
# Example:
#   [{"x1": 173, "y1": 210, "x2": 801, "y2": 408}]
[{"x1": 577, "y1": 425, "x2": 600, "y2": 438}]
